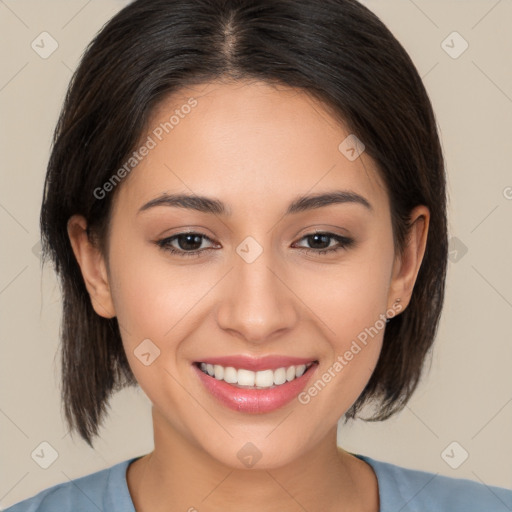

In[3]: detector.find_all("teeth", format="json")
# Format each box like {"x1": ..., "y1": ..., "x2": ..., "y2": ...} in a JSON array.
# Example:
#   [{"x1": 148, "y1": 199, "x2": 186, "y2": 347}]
[
  {"x1": 273, "y1": 367, "x2": 286, "y2": 385},
  {"x1": 224, "y1": 366, "x2": 237, "y2": 383},
  {"x1": 198, "y1": 362, "x2": 314, "y2": 389},
  {"x1": 238, "y1": 369, "x2": 255, "y2": 386},
  {"x1": 255, "y1": 369, "x2": 274, "y2": 387},
  {"x1": 295, "y1": 364, "x2": 306, "y2": 377},
  {"x1": 214, "y1": 365, "x2": 224, "y2": 380}
]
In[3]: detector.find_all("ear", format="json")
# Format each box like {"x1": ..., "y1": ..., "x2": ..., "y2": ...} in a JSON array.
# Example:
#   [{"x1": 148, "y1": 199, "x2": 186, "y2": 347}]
[
  {"x1": 67, "y1": 214, "x2": 116, "y2": 319},
  {"x1": 387, "y1": 205, "x2": 430, "y2": 313}
]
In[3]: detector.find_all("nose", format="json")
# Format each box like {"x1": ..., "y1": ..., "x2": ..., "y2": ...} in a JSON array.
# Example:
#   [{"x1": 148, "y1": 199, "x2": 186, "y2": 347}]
[{"x1": 216, "y1": 248, "x2": 299, "y2": 344}]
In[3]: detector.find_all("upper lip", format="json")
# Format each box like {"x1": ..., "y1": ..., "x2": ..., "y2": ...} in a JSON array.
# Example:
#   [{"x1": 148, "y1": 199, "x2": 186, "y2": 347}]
[{"x1": 195, "y1": 355, "x2": 318, "y2": 371}]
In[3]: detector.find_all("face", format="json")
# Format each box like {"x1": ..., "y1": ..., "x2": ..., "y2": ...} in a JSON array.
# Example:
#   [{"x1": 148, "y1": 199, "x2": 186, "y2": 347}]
[{"x1": 69, "y1": 79, "x2": 428, "y2": 469}]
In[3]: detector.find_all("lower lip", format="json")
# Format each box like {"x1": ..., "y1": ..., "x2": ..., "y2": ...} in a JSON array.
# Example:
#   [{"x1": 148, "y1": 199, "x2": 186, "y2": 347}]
[{"x1": 193, "y1": 364, "x2": 317, "y2": 413}]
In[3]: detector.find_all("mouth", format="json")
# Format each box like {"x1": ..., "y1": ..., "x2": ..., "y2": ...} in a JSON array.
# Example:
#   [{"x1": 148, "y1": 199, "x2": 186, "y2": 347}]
[
  {"x1": 194, "y1": 360, "x2": 317, "y2": 389},
  {"x1": 192, "y1": 357, "x2": 319, "y2": 413}
]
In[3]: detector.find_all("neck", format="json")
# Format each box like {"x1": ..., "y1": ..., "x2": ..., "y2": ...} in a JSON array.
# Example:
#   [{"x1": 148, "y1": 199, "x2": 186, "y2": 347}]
[{"x1": 126, "y1": 407, "x2": 378, "y2": 512}]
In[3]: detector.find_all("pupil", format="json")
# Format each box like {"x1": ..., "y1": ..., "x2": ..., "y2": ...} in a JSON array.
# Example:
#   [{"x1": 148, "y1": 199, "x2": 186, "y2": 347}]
[
  {"x1": 180, "y1": 234, "x2": 202, "y2": 250},
  {"x1": 309, "y1": 234, "x2": 329, "y2": 249}
]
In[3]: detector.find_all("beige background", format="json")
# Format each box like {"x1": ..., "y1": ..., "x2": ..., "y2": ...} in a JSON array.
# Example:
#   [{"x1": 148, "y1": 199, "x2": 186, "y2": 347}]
[{"x1": 1, "y1": 0, "x2": 511, "y2": 508}]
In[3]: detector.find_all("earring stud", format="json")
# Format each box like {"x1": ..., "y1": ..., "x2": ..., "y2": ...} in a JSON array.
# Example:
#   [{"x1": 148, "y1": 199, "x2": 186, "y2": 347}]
[{"x1": 386, "y1": 298, "x2": 402, "y2": 322}]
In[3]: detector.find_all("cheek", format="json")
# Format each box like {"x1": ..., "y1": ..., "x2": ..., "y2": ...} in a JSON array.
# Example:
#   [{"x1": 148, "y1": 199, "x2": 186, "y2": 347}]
[
  {"x1": 106, "y1": 238, "x2": 223, "y2": 395},
  {"x1": 294, "y1": 248, "x2": 393, "y2": 348},
  {"x1": 107, "y1": 233, "x2": 200, "y2": 340},
  {"x1": 292, "y1": 240, "x2": 392, "y2": 411},
  {"x1": 106, "y1": 251, "x2": 193, "y2": 407},
  {"x1": 297, "y1": 274, "x2": 388, "y2": 421}
]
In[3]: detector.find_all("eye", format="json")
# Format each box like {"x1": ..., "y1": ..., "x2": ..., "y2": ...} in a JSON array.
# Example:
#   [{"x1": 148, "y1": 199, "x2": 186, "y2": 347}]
[
  {"x1": 156, "y1": 232, "x2": 217, "y2": 258},
  {"x1": 155, "y1": 231, "x2": 354, "y2": 258},
  {"x1": 293, "y1": 231, "x2": 354, "y2": 256}
]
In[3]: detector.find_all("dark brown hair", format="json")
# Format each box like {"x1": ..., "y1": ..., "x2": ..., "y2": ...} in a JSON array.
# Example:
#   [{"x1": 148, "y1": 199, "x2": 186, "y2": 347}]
[{"x1": 40, "y1": 0, "x2": 448, "y2": 447}]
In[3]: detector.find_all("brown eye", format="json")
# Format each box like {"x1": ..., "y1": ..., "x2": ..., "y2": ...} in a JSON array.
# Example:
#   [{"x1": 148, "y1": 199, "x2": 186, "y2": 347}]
[
  {"x1": 156, "y1": 232, "x2": 217, "y2": 257},
  {"x1": 293, "y1": 232, "x2": 354, "y2": 256}
]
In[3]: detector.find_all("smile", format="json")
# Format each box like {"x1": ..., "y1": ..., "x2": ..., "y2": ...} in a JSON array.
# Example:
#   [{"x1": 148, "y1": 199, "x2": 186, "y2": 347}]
[
  {"x1": 197, "y1": 361, "x2": 316, "y2": 389},
  {"x1": 192, "y1": 356, "x2": 319, "y2": 413}
]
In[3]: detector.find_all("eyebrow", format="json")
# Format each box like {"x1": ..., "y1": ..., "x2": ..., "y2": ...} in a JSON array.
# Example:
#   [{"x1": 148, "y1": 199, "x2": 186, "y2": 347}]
[{"x1": 137, "y1": 190, "x2": 373, "y2": 216}]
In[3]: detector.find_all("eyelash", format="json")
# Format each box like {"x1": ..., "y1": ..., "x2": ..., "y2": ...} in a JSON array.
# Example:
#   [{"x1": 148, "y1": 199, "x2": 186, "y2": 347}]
[{"x1": 155, "y1": 231, "x2": 354, "y2": 258}]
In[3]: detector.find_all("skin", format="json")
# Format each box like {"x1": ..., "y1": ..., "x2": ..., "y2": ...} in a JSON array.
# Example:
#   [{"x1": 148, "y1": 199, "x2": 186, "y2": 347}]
[{"x1": 67, "y1": 79, "x2": 429, "y2": 512}]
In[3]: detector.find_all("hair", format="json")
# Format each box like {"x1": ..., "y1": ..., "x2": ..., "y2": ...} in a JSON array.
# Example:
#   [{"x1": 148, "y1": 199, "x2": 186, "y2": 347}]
[{"x1": 40, "y1": 0, "x2": 448, "y2": 447}]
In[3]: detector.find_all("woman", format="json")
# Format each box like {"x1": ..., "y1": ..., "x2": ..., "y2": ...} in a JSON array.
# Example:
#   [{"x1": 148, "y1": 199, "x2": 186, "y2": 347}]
[{"x1": 6, "y1": 0, "x2": 512, "y2": 510}]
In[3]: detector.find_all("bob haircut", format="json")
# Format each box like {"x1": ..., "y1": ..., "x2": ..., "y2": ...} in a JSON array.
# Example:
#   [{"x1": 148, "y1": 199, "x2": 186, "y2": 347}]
[{"x1": 40, "y1": 0, "x2": 448, "y2": 447}]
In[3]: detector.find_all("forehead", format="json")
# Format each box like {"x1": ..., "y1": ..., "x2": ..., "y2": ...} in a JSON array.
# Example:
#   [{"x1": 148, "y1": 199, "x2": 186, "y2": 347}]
[{"x1": 112, "y1": 79, "x2": 389, "y2": 218}]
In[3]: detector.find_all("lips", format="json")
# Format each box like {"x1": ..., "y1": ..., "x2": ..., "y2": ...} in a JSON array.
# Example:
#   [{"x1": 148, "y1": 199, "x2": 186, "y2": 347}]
[{"x1": 192, "y1": 355, "x2": 319, "y2": 413}]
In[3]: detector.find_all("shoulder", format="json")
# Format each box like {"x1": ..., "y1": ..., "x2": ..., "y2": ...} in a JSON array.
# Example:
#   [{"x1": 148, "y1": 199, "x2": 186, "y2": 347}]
[
  {"x1": 3, "y1": 458, "x2": 139, "y2": 512},
  {"x1": 356, "y1": 454, "x2": 512, "y2": 512}
]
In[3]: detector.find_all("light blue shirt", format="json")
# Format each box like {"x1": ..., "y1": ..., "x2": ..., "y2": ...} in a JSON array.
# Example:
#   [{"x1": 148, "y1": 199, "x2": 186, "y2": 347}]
[{"x1": 4, "y1": 454, "x2": 512, "y2": 511}]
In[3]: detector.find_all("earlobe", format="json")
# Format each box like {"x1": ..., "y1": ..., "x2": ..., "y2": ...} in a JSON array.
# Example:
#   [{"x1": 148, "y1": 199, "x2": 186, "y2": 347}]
[
  {"x1": 387, "y1": 205, "x2": 430, "y2": 313},
  {"x1": 67, "y1": 214, "x2": 116, "y2": 319}
]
